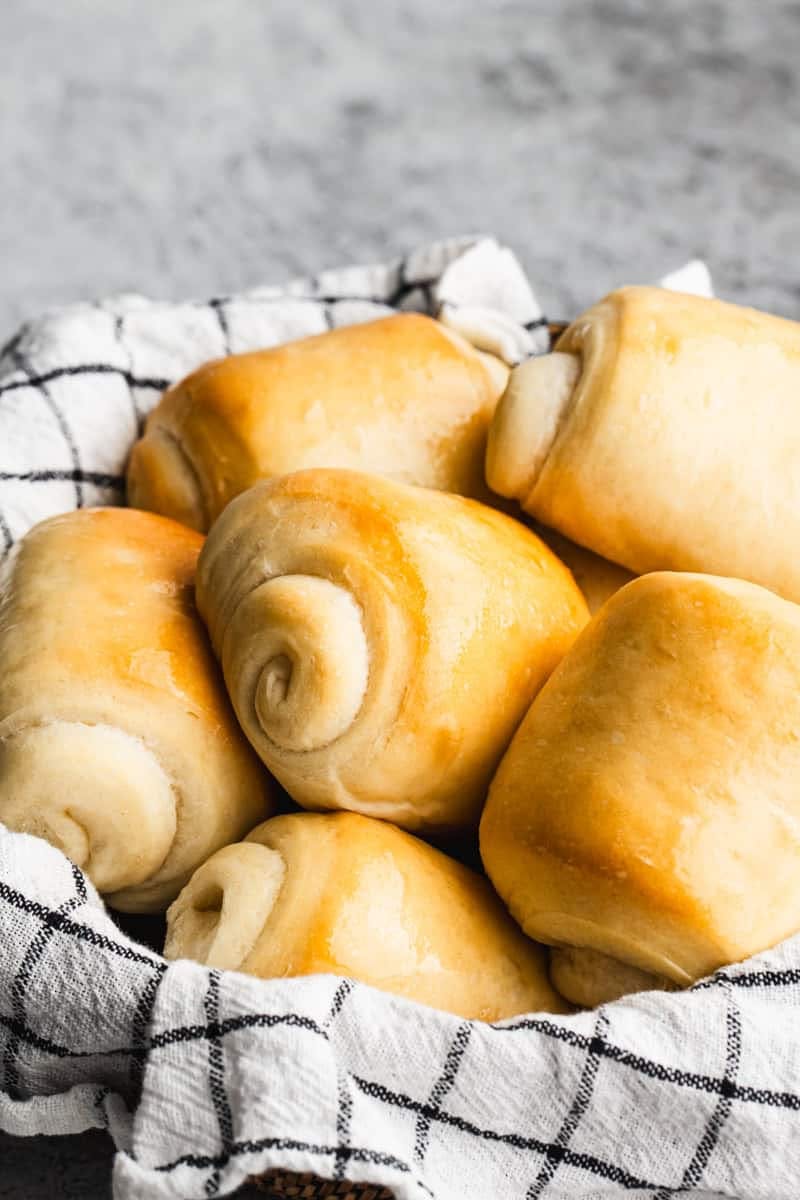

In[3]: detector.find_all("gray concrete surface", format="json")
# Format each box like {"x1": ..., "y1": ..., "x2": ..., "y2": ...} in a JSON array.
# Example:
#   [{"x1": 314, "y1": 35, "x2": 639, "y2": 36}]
[
  {"x1": 2, "y1": 0, "x2": 800, "y2": 1195},
  {"x1": 3, "y1": 0, "x2": 800, "y2": 346}
]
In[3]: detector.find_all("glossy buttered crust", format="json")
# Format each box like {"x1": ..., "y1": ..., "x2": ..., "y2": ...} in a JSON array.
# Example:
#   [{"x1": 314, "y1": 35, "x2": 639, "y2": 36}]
[
  {"x1": 0, "y1": 508, "x2": 273, "y2": 911},
  {"x1": 165, "y1": 811, "x2": 568, "y2": 1021},
  {"x1": 127, "y1": 313, "x2": 509, "y2": 532},
  {"x1": 481, "y1": 571, "x2": 800, "y2": 987},
  {"x1": 196, "y1": 468, "x2": 589, "y2": 832},
  {"x1": 491, "y1": 287, "x2": 800, "y2": 601}
]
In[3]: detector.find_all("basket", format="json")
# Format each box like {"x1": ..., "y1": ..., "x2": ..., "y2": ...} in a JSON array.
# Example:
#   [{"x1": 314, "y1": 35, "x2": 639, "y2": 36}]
[{"x1": 243, "y1": 1170, "x2": 394, "y2": 1199}]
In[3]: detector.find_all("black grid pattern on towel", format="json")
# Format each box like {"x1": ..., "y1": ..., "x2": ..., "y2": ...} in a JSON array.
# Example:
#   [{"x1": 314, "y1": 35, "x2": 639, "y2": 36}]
[
  {"x1": 203, "y1": 971, "x2": 234, "y2": 1198},
  {"x1": 0, "y1": 865, "x2": 165, "y2": 1124},
  {"x1": 325, "y1": 979, "x2": 356, "y2": 1181},
  {"x1": 109, "y1": 308, "x2": 148, "y2": 435},
  {"x1": 1, "y1": 863, "x2": 87, "y2": 1100},
  {"x1": 9, "y1": 346, "x2": 86, "y2": 510},
  {"x1": 414, "y1": 1022, "x2": 472, "y2": 1165},
  {"x1": 525, "y1": 1009, "x2": 609, "y2": 1199}
]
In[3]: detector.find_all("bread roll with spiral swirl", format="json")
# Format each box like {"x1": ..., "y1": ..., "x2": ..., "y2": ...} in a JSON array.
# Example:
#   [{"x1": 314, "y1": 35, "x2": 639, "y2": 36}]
[
  {"x1": 196, "y1": 468, "x2": 589, "y2": 832},
  {"x1": 165, "y1": 810, "x2": 568, "y2": 1020},
  {"x1": 127, "y1": 313, "x2": 509, "y2": 533},
  {"x1": 0, "y1": 508, "x2": 273, "y2": 911}
]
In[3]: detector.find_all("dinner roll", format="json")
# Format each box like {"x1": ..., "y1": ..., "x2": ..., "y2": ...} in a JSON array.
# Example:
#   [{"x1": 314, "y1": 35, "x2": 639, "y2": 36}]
[
  {"x1": 481, "y1": 571, "x2": 800, "y2": 995},
  {"x1": 165, "y1": 811, "x2": 568, "y2": 1020},
  {"x1": 196, "y1": 468, "x2": 589, "y2": 833},
  {"x1": 0, "y1": 508, "x2": 273, "y2": 911},
  {"x1": 486, "y1": 287, "x2": 800, "y2": 601},
  {"x1": 128, "y1": 313, "x2": 509, "y2": 532}
]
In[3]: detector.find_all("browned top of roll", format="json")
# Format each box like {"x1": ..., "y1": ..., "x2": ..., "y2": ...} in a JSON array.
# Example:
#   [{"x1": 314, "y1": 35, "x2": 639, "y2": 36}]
[{"x1": 126, "y1": 313, "x2": 508, "y2": 531}]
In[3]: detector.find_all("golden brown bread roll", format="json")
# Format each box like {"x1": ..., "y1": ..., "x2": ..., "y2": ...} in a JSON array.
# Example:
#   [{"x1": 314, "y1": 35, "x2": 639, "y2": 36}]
[
  {"x1": 486, "y1": 287, "x2": 800, "y2": 601},
  {"x1": 196, "y1": 468, "x2": 589, "y2": 832},
  {"x1": 0, "y1": 508, "x2": 273, "y2": 912},
  {"x1": 531, "y1": 524, "x2": 635, "y2": 615},
  {"x1": 127, "y1": 313, "x2": 509, "y2": 533},
  {"x1": 480, "y1": 571, "x2": 800, "y2": 996},
  {"x1": 165, "y1": 811, "x2": 568, "y2": 1020}
]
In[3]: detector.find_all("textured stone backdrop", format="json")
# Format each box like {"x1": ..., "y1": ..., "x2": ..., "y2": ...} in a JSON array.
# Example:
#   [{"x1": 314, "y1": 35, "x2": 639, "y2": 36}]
[
  {"x1": 2, "y1": 0, "x2": 800, "y2": 1196},
  {"x1": 3, "y1": 0, "x2": 800, "y2": 346}
]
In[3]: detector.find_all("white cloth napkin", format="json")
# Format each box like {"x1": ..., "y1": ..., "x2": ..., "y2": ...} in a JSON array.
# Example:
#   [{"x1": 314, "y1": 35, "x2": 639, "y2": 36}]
[{"x1": 2, "y1": 237, "x2": 795, "y2": 1200}]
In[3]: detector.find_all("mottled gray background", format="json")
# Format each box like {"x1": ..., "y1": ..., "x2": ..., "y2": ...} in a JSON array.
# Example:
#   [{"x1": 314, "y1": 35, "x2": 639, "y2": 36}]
[{"x1": 2, "y1": 0, "x2": 800, "y2": 1195}]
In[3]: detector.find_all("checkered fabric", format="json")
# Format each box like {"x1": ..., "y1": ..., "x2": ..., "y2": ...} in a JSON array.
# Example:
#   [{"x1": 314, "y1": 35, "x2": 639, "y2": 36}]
[{"x1": 2, "y1": 238, "x2": 793, "y2": 1200}]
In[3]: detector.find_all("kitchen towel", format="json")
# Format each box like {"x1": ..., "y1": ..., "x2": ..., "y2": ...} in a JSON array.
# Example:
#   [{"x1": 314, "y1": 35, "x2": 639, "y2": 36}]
[{"x1": 4, "y1": 237, "x2": 792, "y2": 1200}]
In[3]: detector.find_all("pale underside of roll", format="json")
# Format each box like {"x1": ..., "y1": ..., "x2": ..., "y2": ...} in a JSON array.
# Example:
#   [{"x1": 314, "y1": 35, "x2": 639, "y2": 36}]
[
  {"x1": 486, "y1": 287, "x2": 800, "y2": 602},
  {"x1": 480, "y1": 571, "x2": 800, "y2": 997},
  {"x1": 196, "y1": 468, "x2": 589, "y2": 833},
  {"x1": 165, "y1": 811, "x2": 569, "y2": 1021},
  {"x1": 548, "y1": 946, "x2": 677, "y2": 1008},
  {"x1": 127, "y1": 312, "x2": 509, "y2": 533},
  {"x1": 0, "y1": 508, "x2": 273, "y2": 912}
]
